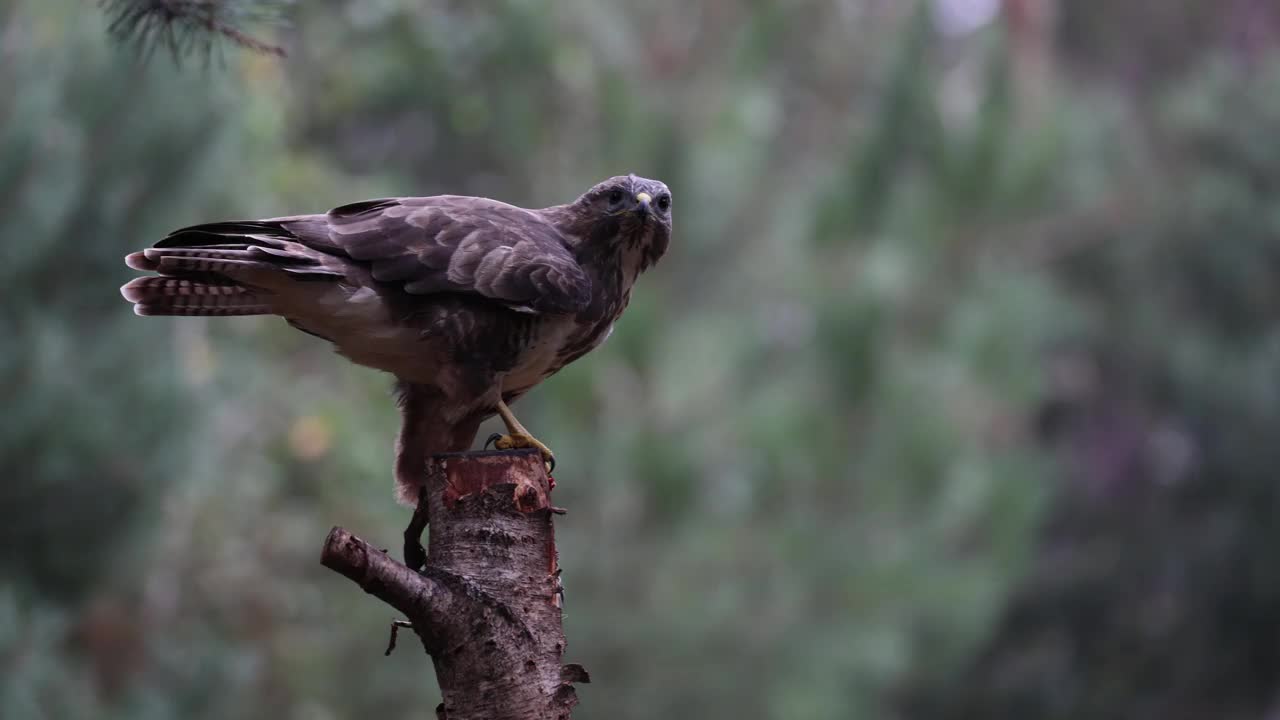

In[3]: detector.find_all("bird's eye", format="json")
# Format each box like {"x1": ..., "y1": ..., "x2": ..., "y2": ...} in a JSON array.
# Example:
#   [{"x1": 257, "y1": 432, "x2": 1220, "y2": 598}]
[
  {"x1": 607, "y1": 189, "x2": 624, "y2": 206},
  {"x1": 657, "y1": 194, "x2": 671, "y2": 211}
]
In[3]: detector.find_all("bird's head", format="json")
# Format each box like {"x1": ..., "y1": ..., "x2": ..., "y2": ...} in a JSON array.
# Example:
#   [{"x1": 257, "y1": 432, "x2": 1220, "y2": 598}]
[{"x1": 564, "y1": 174, "x2": 672, "y2": 272}]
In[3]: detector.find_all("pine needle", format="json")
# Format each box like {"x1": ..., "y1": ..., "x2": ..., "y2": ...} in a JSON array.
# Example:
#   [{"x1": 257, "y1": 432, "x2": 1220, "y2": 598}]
[{"x1": 98, "y1": 0, "x2": 288, "y2": 63}]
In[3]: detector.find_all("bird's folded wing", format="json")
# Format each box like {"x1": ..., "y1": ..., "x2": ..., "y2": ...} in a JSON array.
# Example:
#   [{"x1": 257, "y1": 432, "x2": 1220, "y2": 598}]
[
  {"x1": 301, "y1": 196, "x2": 591, "y2": 315},
  {"x1": 154, "y1": 196, "x2": 592, "y2": 316}
]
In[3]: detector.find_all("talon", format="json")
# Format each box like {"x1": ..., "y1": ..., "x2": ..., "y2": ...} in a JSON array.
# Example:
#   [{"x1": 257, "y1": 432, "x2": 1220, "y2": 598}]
[
  {"x1": 486, "y1": 432, "x2": 556, "y2": 475},
  {"x1": 490, "y1": 433, "x2": 520, "y2": 451},
  {"x1": 491, "y1": 399, "x2": 555, "y2": 477}
]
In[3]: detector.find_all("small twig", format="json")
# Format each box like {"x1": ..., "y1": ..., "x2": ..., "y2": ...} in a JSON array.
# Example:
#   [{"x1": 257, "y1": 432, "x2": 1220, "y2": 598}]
[
  {"x1": 385, "y1": 619, "x2": 415, "y2": 656},
  {"x1": 200, "y1": 14, "x2": 286, "y2": 56}
]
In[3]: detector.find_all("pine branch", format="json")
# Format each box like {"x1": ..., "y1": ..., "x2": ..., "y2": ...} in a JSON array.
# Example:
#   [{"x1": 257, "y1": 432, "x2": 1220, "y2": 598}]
[{"x1": 98, "y1": 0, "x2": 288, "y2": 63}]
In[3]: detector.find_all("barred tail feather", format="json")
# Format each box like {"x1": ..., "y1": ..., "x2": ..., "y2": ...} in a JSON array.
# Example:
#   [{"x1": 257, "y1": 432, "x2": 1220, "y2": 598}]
[
  {"x1": 157, "y1": 255, "x2": 275, "y2": 276},
  {"x1": 134, "y1": 303, "x2": 274, "y2": 317},
  {"x1": 126, "y1": 247, "x2": 258, "y2": 272},
  {"x1": 120, "y1": 276, "x2": 273, "y2": 317},
  {"x1": 123, "y1": 217, "x2": 344, "y2": 319},
  {"x1": 127, "y1": 245, "x2": 342, "y2": 280}
]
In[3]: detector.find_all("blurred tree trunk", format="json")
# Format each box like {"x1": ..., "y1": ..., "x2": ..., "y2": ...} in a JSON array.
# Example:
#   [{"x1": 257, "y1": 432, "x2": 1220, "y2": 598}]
[
  {"x1": 322, "y1": 451, "x2": 587, "y2": 720},
  {"x1": 1003, "y1": 0, "x2": 1057, "y2": 118}
]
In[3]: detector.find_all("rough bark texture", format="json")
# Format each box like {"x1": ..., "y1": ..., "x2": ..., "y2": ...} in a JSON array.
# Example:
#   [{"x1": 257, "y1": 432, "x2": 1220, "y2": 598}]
[{"x1": 321, "y1": 449, "x2": 587, "y2": 720}]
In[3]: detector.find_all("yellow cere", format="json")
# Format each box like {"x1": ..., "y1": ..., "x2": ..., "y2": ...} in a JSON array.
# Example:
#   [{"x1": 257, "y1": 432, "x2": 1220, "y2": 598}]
[{"x1": 635, "y1": 192, "x2": 652, "y2": 204}]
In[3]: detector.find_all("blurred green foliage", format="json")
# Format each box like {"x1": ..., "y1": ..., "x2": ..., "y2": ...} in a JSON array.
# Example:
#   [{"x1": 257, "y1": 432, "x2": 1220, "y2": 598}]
[{"x1": 3, "y1": 1, "x2": 1280, "y2": 719}]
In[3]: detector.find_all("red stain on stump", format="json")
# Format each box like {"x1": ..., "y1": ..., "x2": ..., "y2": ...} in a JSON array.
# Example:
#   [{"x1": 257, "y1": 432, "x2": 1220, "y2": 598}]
[{"x1": 440, "y1": 451, "x2": 550, "y2": 513}]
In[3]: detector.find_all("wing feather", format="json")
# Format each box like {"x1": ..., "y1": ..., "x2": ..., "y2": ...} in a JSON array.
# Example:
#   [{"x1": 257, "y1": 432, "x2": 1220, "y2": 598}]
[{"x1": 295, "y1": 197, "x2": 590, "y2": 314}]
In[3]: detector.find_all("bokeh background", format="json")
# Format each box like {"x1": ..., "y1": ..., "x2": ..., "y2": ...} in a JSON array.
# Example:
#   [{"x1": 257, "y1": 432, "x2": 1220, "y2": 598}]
[{"x1": 5, "y1": 0, "x2": 1280, "y2": 718}]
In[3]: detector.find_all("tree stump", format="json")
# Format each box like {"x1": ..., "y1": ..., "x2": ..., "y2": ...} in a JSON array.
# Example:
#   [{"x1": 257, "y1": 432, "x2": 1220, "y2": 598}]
[{"x1": 321, "y1": 449, "x2": 588, "y2": 719}]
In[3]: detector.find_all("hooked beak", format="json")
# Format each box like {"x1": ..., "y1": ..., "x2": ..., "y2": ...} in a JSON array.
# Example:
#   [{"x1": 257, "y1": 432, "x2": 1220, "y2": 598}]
[{"x1": 635, "y1": 192, "x2": 652, "y2": 214}]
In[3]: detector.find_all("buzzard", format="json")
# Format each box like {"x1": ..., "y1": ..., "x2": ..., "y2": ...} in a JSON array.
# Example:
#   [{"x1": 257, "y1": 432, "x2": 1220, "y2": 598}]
[{"x1": 121, "y1": 175, "x2": 672, "y2": 507}]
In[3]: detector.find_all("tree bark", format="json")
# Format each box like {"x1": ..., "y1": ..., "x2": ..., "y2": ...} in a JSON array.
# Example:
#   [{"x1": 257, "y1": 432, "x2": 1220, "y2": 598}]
[{"x1": 321, "y1": 449, "x2": 587, "y2": 720}]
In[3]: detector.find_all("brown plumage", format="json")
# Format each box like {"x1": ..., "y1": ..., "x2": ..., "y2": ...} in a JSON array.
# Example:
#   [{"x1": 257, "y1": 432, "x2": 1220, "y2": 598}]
[{"x1": 121, "y1": 175, "x2": 672, "y2": 504}]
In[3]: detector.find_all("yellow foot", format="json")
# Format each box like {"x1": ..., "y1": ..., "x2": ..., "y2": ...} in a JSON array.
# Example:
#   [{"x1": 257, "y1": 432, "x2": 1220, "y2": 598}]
[{"x1": 486, "y1": 432, "x2": 556, "y2": 473}]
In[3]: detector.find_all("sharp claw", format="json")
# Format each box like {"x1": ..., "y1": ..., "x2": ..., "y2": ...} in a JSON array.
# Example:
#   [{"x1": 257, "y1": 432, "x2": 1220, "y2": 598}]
[{"x1": 486, "y1": 432, "x2": 554, "y2": 474}]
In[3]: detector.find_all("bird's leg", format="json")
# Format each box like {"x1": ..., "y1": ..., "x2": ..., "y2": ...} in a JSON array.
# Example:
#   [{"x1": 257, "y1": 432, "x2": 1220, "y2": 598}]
[
  {"x1": 486, "y1": 399, "x2": 556, "y2": 474},
  {"x1": 403, "y1": 489, "x2": 429, "y2": 572}
]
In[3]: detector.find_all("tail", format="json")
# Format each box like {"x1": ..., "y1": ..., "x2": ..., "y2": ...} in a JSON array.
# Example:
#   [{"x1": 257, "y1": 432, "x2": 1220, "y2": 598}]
[
  {"x1": 120, "y1": 220, "x2": 343, "y2": 317},
  {"x1": 121, "y1": 276, "x2": 273, "y2": 316}
]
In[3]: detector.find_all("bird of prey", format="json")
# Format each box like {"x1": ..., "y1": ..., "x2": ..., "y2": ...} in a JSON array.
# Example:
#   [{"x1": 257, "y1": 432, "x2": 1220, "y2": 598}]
[{"x1": 121, "y1": 175, "x2": 672, "y2": 508}]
